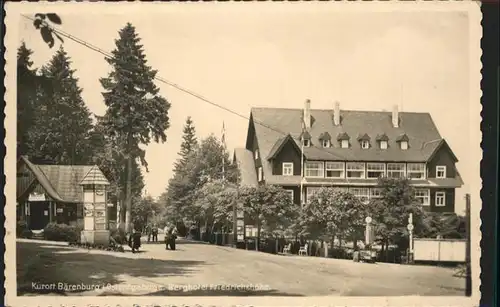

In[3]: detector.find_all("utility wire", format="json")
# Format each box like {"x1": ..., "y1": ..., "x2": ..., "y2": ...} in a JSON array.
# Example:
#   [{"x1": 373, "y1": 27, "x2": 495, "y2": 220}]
[{"x1": 21, "y1": 14, "x2": 346, "y2": 161}]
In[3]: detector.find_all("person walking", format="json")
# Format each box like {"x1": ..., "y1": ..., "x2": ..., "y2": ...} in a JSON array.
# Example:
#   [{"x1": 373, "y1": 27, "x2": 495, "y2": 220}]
[{"x1": 145, "y1": 223, "x2": 152, "y2": 243}]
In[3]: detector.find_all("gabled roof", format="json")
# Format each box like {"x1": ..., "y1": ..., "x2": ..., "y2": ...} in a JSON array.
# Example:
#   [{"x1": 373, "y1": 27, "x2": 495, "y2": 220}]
[
  {"x1": 376, "y1": 133, "x2": 389, "y2": 141},
  {"x1": 233, "y1": 148, "x2": 258, "y2": 187},
  {"x1": 80, "y1": 165, "x2": 110, "y2": 186},
  {"x1": 357, "y1": 133, "x2": 371, "y2": 141},
  {"x1": 248, "y1": 107, "x2": 448, "y2": 179},
  {"x1": 396, "y1": 133, "x2": 409, "y2": 142},
  {"x1": 300, "y1": 130, "x2": 312, "y2": 140},
  {"x1": 18, "y1": 156, "x2": 109, "y2": 203},
  {"x1": 318, "y1": 132, "x2": 332, "y2": 141},
  {"x1": 267, "y1": 134, "x2": 302, "y2": 160},
  {"x1": 337, "y1": 132, "x2": 350, "y2": 141}
]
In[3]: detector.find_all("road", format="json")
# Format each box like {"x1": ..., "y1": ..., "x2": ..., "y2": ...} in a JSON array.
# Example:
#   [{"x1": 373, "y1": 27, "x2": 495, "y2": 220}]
[{"x1": 17, "y1": 237, "x2": 466, "y2": 296}]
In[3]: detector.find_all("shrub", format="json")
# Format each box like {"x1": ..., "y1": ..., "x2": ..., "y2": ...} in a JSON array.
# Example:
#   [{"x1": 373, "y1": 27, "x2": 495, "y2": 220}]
[
  {"x1": 17, "y1": 220, "x2": 29, "y2": 237},
  {"x1": 43, "y1": 222, "x2": 81, "y2": 243},
  {"x1": 110, "y1": 224, "x2": 127, "y2": 244}
]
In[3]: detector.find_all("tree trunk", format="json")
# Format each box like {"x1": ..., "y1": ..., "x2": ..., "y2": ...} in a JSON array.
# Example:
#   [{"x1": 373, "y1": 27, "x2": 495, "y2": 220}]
[
  {"x1": 125, "y1": 155, "x2": 133, "y2": 233},
  {"x1": 256, "y1": 221, "x2": 261, "y2": 251}
]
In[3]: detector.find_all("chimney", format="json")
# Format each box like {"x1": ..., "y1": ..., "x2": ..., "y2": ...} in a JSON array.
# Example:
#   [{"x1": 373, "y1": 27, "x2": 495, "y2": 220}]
[
  {"x1": 392, "y1": 105, "x2": 399, "y2": 128},
  {"x1": 303, "y1": 99, "x2": 311, "y2": 129},
  {"x1": 333, "y1": 101, "x2": 340, "y2": 126}
]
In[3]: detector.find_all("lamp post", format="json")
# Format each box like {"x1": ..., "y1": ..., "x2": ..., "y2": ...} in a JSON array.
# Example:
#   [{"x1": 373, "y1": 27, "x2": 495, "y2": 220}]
[
  {"x1": 407, "y1": 213, "x2": 414, "y2": 264},
  {"x1": 365, "y1": 216, "x2": 373, "y2": 248}
]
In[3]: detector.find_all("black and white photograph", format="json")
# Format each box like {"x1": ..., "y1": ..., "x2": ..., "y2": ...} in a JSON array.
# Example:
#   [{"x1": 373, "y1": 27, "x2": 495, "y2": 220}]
[{"x1": 4, "y1": 2, "x2": 482, "y2": 306}]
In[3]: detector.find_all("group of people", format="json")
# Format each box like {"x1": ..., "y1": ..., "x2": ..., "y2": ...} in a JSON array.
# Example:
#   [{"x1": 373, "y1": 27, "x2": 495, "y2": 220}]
[{"x1": 141, "y1": 222, "x2": 178, "y2": 250}]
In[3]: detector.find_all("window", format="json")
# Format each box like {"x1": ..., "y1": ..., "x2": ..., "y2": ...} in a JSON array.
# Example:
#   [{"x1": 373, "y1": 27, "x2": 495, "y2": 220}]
[
  {"x1": 346, "y1": 162, "x2": 365, "y2": 178},
  {"x1": 304, "y1": 161, "x2": 324, "y2": 178},
  {"x1": 286, "y1": 190, "x2": 294, "y2": 203},
  {"x1": 322, "y1": 140, "x2": 331, "y2": 148},
  {"x1": 254, "y1": 150, "x2": 259, "y2": 160},
  {"x1": 303, "y1": 139, "x2": 311, "y2": 147},
  {"x1": 325, "y1": 162, "x2": 345, "y2": 178},
  {"x1": 341, "y1": 140, "x2": 349, "y2": 148},
  {"x1": 370, "y1": 188, "x2": 383, "y2": 199},
  {"x1": 407, "y1": 163, "x2": 426, "y2": 179},
  {"x1": 361, "y1": 140, "x2": 370, "y2": 149},
  {"x1": 306, "y1": 187, "x2": 322, "y2": 203},
  {"x1": 414, "y1": 189, "x2": 430, "y2": 206},
  {"x1": 366, "y1": 163, "x2": 385, "y2": 178},
  {"x1": 380, "y1": 141, "x2": 388, "y2": 149},
  {"x1": 435, "y1": 191, "x2": 446, "y2": 207},
  {"x1": 258, "y1": 167, "x2": 263, "y2": 181},
  {"x1": 400, "y1": 141, "x2": 408, "y2": 150},
  {"x1": 387, "y1": 163, "x2": 406, "y2": 178},
  {"x1": 349, "y1": 187, "x2": 370, "y2": 203},
  {"x1": 282, "y1": 162, "x2": 294, "y2": 176},
  {"x1": 436, "y1": 166, "x2": 447, "y2": 178}
]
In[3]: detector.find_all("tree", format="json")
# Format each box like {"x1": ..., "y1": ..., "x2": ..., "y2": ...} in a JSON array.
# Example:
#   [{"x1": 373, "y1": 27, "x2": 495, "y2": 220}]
[
  {"x1": 31, "y1": 13, "x2": 64, "y2": 48},
  {"x1": 131, "y1": 195, "x2": 162, "y2": 231},
  {"x1": 27, "y1": 46, "x2": 94, "y2": 165},
  {"x1": 173, "y1": 116, "x2": 198, "y2": 174},
  {"x1": 164, "y1": 134, "x2": 239, "y2": 231},
  {"x1": 367, "y1": 177, "x2": 427, "y2": 257},
  {"x1": 100, "y1": 23, "x2": 171, "y2": 232},
  {"x1": 238, "y1": 185, "x2": 297, "y2": 250},
  {"x1": 421, "y1": 212, "x2": 466, "y2": 239},
  {"x1": 299, "y1": 187, "x2": 366, "y2": 249},
  {"x1": 17, "y1": 42, "x2": 38, "y2": 157}
]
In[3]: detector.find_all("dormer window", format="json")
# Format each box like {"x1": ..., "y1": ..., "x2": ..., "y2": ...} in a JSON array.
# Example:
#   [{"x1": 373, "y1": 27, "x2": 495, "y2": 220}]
[
  {"x1": 376, "y1": 133, "x2": 389, "y2": 150},
  {"x1": 357, "y1": 133, "x2": 371, "y2": 149},
  {"x1": 318, "y1": 132, "x2": 332, "y2": 148},
  {"x1": 396, "y1": 133, "x2": 410, "y2": 150},
  {"x1": 301, "y1": 131, "x2": 312, "y2": 147},
  {"x1": 337, "y1": 132, "x2": 350, "y2": 149}
]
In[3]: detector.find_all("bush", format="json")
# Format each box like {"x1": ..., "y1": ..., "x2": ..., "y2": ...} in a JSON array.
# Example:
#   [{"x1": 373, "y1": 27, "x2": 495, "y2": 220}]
[
  {"x1": 43, "y1": 222, "x2": 82, "y2": 243},
  {"x1": 110, "y1": 226, "x2": 127, "y2": 245},
  {"x1": 17, "y1": 220, "x2": 29, "y2": 237}
]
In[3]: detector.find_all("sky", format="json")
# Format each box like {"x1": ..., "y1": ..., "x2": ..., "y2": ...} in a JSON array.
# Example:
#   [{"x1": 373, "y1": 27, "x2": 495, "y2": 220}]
[{"x1": 16, "y1": 4, "x2": 476, "y2": 214}]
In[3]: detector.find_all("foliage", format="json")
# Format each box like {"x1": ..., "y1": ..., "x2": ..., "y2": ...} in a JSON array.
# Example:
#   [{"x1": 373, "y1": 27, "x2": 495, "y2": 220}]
[
  {"x1": 17, "y1": 220, "x2": 32, "y2": 238},
  {"x1": 99, "y1": 23, "x2": 171, "y2": 230},
  {"x1": 420, "y1": 212, "x2": 466, "y2": 239},
  {"x1": 173, "y1": 116, "x2": 198, "y2": 174},
  {"x1": 43, "y1": 222, "x2": 82, "y2": 243},
  {"x1": 299, "y1": 187, "x2": 367, "y2": 243},
  {"x1": 131, "y1": 195, "x2": 162, "y2": 231},
  {"x1": 164, "y1": 134, "x2": 239, "y2": 227},
  {"x1": 32, "y1": 13, "x2": 64, "y2": 48},
  {"x1": 25, "y1": 46, "x2": 94, "y2": 165},
  {"x1": 192, "y1": 179, "x2": 238, "y2": 230},
  {"x1": 238, "y1": 185, "x2": 298, "y2": 245},
  {"x1": 366, "y1": 177, "x2": 426, "y2": 247}
]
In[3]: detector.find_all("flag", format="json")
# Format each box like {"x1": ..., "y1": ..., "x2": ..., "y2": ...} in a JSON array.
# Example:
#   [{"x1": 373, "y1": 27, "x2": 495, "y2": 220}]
[{"x1": 221, "y1": 121, "x2": 226, "y2": 182}]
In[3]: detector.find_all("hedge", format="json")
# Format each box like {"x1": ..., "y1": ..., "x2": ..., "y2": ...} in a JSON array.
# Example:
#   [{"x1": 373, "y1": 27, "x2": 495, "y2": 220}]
[{"x1": 43, "y1": 222, "x2": 82, "y2": 243}]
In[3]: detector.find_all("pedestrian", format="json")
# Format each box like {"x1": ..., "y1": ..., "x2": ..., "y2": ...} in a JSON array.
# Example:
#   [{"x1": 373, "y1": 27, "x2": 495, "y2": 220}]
[
  {"x1": 164, "y1": 224, "x2": 171, "y2": 250},
  {"x1": 152, "y1": 223, "x2": 158, "y2": 242}
]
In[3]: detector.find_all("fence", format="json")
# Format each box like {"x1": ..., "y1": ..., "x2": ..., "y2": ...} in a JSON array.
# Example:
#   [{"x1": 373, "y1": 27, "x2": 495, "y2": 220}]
[{"x1": 413, "y1": 238, "x2": 466, "y2": 263}]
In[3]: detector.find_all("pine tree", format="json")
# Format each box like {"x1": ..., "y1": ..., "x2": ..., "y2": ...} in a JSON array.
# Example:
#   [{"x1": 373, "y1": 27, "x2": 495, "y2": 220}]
[
  {"x1": 27, "y1": 46, "x2": 94, "y2": 164},
  {"x1": 173, "y1": 116, "x2": 198, "y2": 174},
  {"x1": 100, "y1": 23, "x2": 171, "y2": 232},
  {"x1": 17, "y1": 42, "x2": 37, "y2": 157}
]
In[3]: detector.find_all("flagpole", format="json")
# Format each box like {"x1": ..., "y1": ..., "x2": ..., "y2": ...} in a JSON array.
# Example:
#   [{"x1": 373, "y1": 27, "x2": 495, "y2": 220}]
[{"x1": 222, "y1": 121, "x2": 226, "y2": 183}]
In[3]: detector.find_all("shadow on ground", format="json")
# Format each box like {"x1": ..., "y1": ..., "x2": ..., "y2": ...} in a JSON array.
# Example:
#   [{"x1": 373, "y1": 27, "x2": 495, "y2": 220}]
[{"x1": 17, "y1": 241, "x2": 204, "y2": 296}]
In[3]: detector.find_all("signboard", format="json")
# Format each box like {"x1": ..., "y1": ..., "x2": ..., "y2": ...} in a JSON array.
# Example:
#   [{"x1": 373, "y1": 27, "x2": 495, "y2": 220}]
[
  {"x1": 407, "y1": 224, "x2": 414, "y2": 231},
  {"x1": 84, "y1": 204, "x2": 94, "y2": 217},
  {"x1": 237, "y1": 234, "x2": 244, "y2": 241},
  {"x1": 107, "y1": 203, "x2": 114, "y2": 207},
  {"x1": 56, "y1": 208, "x2": 63, "y2": 213},
  {"x1": 95, "y1": 223, "x2": 107, "y2": 231},
  {"x1": 43, "y1": 210, "x2": 48, "y2": 216},
  {"x1": 95, "y1": 217, "x2": 106, "y2": 224},
  {"x1": 236, "y1": 220, "x2": 244, "y2": 227},
  {"x1": 94, "y1": 203, "x2": 106, "y2": 210},
  {"x1": 236, "y1": 210, "x2": 244, "y2": 219},
  {"x1": 29, "y1": 192, "x2": 46, "y2": 202}
]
